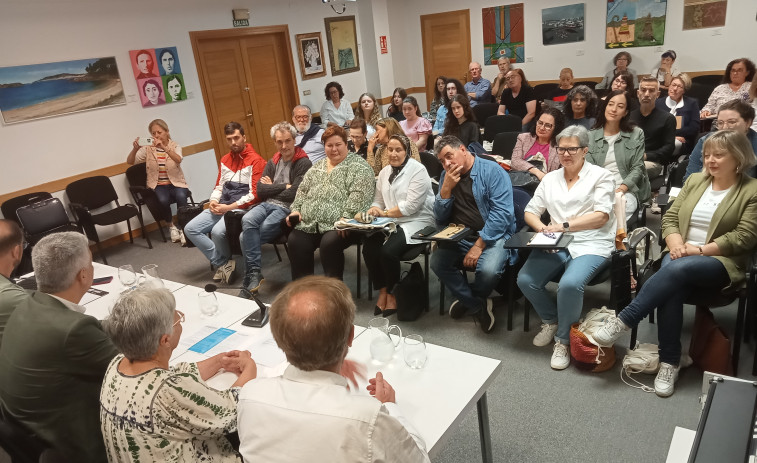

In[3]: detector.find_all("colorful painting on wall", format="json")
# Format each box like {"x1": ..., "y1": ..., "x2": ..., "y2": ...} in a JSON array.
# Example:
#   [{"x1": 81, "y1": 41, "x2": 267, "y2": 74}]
[
  {"x1": 129, "y1": 47, "x2": 186, "y2": 107},
  {"x1": 542, "y1": 3, "x2": 585, "y2": 45},
  {"x1": 482, "y1": 4, "x2": 525, "y2": 65},
  {"x1": 683, "y1": 0, "x2": 727, "y2": 30},
  {"x1": 605, "y1": 0, "x2": 667, "y2": 49},
  {"x1": 0, "y1": 57, "x2": 125, "y2": 124}
]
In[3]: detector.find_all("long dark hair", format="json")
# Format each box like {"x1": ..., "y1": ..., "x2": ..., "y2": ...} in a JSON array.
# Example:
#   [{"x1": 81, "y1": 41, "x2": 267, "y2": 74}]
[
  {"x1": 433, "y1": 76, "x2": 447, "y2": 101},
  {"x1": 444, "y1": 94, "x2": 476, "y2": 136},
  {"x1": 387, "y1": 87, "x2": 407, "y2": 116},
  {"x1": 444, "y1": 78, "x2": 466, "y2": 105},
  {"x1": 563, "y1": 85, "x2": 598, "y2": 119},
  {"x1": 529, "y1": 105, "x2": 565, "y2": 146},
  {"x1": 593, "y1": 90, "x2": 636, "y2": 132}
]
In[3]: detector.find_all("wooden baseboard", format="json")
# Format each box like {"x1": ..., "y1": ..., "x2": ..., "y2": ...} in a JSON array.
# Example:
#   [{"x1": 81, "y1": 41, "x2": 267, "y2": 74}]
[{"x1": 94, "y1": 219, "x2": 166, "y2": 252}]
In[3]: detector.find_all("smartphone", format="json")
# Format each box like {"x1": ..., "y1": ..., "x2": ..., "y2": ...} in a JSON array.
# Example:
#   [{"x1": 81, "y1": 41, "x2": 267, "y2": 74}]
[
  {"x1": 241, "y1": 293, "x2": 269, "y2": 328},
  {"x1": 288, "y1": 214, "x2": 300, "y2": 227},
  {"x1": 93, "y1": 276, "x2": 113, "y2": 285},
  {"x1": 138, "y1": 137, "x2": 154, "y2": 146}
]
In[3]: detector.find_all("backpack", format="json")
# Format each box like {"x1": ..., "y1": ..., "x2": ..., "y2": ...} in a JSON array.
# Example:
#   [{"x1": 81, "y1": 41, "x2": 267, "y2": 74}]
[{"x1": 395, "y1": 262, "x2": 427, "y2": 321}]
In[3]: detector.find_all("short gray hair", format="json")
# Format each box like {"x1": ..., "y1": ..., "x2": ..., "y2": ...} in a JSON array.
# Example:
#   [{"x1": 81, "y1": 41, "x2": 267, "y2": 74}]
[
  {"x1": 292, "y1": 105, "x2": 312, "y2": 117},
  {"x1": 104, "y1": 287, "x2": 175, "y2": 361},
  {"x1": 556, "y1": 125, "x2": 590, "y2": 147},
  {"x1": 434, "y1": 135, "x2": 465, "y2": 154},
  {"x1": 32, "y1": 232, "x2": 90, "y2": 293},
  {"x1": 270, "y1": 121, "x2": 297, "y2": 140}
]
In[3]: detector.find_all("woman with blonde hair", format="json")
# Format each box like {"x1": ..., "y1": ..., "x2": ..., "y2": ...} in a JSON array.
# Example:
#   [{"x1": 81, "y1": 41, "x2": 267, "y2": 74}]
[{"x1": 353, "y1": 92, "x2": 382, "y2": 137}]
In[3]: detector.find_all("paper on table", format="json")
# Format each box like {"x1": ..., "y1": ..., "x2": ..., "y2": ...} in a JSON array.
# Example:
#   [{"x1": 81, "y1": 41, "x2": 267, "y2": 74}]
[
  {"x1": 218, "y1": 331, "x2": 287, "y2": 367},
  {"x1": 528, "y1": 231, "x2": 563, "y2": 246}
]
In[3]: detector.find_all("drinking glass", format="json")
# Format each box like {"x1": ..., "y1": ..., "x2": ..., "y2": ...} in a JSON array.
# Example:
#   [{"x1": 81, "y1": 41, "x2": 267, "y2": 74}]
[
  {"x1": 198, "y1": 291, "x2": 219, "y2": 317},
  {"x1": 118, "y1": 265, "x2": 137, "y2": 291},
  {"x1": 140, "y1": 264, "x2": 165, "y2": 289},
  {"x1": 369, "y1": 317, "x2": 401, "y2": 363},
  {"x1": 403, "y1": 334, "x2": 427, "y2": 369}
]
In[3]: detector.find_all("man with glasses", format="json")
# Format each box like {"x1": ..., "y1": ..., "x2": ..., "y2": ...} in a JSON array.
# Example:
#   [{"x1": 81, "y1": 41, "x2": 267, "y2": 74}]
[
  {"x1": 0, "y1": 219, "x2": 26, "y2": 346},
  {"x1": 464, "y1": 61, "x2": 491, "y2": 107},
  {"x1": 292, "y1": 105, "x2": 325, "y2": 163},
  {"x1": 629, "y1": 77, "x2": 676, "y2": 180},
  {"x1": 685, "y1": 99, "x2": 757, "y2": 181}
]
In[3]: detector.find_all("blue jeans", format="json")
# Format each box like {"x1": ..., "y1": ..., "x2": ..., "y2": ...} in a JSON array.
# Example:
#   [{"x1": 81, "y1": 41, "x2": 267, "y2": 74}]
[
  {"x1": 153, "y1": 185, "x2": 189, "y2": 223},
  {"x1": 184, "y1": 209, "x2": 232, "y2": 267},
  {"x1": 240, "y1": 202, "x2": 289, "y2": 273},
  {"x1": 617, "y1": 254, "x2": 729, "y2": 365},
  {"x1": 430, "y1": 237, "x2": 512, "y2": 313},
  {"x1": 517, "y1": 250, "x2": 609, "y2": 344}
]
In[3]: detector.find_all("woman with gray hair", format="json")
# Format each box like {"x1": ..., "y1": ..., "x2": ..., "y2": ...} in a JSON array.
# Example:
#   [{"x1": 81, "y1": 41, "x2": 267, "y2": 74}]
[
  {"x1": 100, "y1": 287, "x2": 257, "y2": 462},
  {"x1": 562, "y1": 85, "x2": 598, "y2": 130}
]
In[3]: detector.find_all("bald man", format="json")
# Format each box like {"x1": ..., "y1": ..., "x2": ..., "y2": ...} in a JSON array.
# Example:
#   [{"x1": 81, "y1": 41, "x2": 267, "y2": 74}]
[
  {"x1": 0, "y1": 219, "x2": 27, "y2": 346},
  {"x1": 464, "y1": 61, "x2": 492, "y2": 107}
]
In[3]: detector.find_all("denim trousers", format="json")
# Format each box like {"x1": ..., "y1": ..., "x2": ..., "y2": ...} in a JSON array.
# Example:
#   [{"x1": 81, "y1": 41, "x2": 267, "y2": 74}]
[
  {"x1": 617, "y1": 254, "x2": 729, "y2": 365},
  {"x1": 430, "y1": 237, "x2": 511, "y2": 314},
  {"x1": 184, "y1": 209, "x2": 231, "y2": 267},
  {"x1": 517, "y1": 250, "x2": 609, "y2": 344},
  {"x1": 240, "y1": 202, "x2": 289, "y2": 273},
  {"x1": 153, "y1": 184, "x2": 189, "y2": 223}
]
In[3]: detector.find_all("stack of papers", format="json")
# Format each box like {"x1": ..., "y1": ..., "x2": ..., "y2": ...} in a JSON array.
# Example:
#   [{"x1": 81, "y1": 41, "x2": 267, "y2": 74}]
[{"x1": 528, "y1": 232, "x2": 563, "y2": 246}]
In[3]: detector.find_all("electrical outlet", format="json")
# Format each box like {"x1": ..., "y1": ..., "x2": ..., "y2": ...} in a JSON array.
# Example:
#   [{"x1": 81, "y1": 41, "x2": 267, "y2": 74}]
[
  {"x1": 576, "y1": 49, "x2": 585, "y2": 56},
  {"x1": 526, "y1": 57, "x2": 533, "y2": 63},
  {"x1": 303, "y1": 90, "x2": 311, "y2": 96}
]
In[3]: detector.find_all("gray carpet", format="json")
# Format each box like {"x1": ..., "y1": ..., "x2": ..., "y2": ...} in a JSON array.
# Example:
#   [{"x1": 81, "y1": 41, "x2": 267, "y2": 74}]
[{"x1": 87, "y1": 217, "x2": 755, "y2": 463}]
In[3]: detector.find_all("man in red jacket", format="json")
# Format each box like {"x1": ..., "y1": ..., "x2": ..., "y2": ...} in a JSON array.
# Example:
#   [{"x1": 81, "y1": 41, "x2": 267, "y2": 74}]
[{"x1": 185, "y1": 122, "x2": 266, "y2": 284}]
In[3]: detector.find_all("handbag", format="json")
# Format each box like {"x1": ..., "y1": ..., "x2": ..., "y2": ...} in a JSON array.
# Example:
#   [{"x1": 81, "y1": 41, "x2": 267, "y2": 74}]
[
  {"x1": 176, "y1": 200, "x2": 208, "y2": 248},
  {"x1": 395, "y1": 261, "x2": 427, "y2": 322},
  {"x1": 508, "y1": 171, "x2": 539, "y2": 194},
  {"x1": 620, "y1": 342, "x2": 660, "y2": 393},
  {"x1": 689, "y1": 307, "x2": 732, "y2": 375},
  {"x1": 220, "y1": 169, "x2": 249, "y2": 205},
  {"x1": 569, "y1": 307, "x2": 617, "y2": 372}
]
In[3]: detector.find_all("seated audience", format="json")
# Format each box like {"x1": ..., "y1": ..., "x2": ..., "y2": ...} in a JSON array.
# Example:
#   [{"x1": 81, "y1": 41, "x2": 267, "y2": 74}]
[
  {"x1": 517, "y1": 125, "x2": 615, "y2": 370},
  {"x1": 629, "y1": 77, "x2": 677, "y2": 180},
  {"x1": 367, "y1": 118, "x2": 422, "y2": 175},
  {"x1": 431, "y1": 135, "x2": 516, "y2": 333},
  {"x1": 595, "y1": 130, "x2": 757, "y2": 397},
  {"x1": 353, "y1": 92, "x2": 382, "y2": 137},
  {"x1": 0, "y1": 232, "x2": 118, "y2": 462},
  {"x1": 602, "y1": 70, "x2": 639, "y2": 112},
  {"x1": 185, "y1": 122, "x2": 266, "y2": 284},
  {"x1": 387, "y1": 87, "x2": 407, "y2": 122},
  {"x1": 292, "y1": 105, "x2": 326, "y2": 164},
  {"x1": 596, "y1": 51, "x2": 639, "y2": 90},
  {"x1": 239, "y1": 122, "x2": 312, "y2": 298},
  {"x1": 685, "y1": 99, "x2": 757, "y2": 181},
  {"x1": 101, "y1": 287, "x2": 257, "y2": 462},
  {"x1": 562, "y1": 85, "x2": 598, "y2": 129},
  {"x1": 700, "y1": 58, "x2": 755, "y2": 118},
  {"x1": 361, "y1": 134, "x2": 435, "y2": 317},
  {"x1": 650, "y1": 50, "x2": 680, "y2": 90},
  {"x1": 400, "y1": 96, "x2": 433, "y2": 151},
  {"x1": 750, "y1": 79, "x2": 757, "y2": 131},
  {"x1": 126, "y1": 118, "x2": 189, "y2": 243},
  {"x1": 433, "y1": 78, "x2": 466, "y2": 135},
  {"x1": 490, "y1": 57, "x2": 511, "y2": 104},
  {"x1": 510, "y1": 106, "x2": 566, "y2": 181},
  {"x1": 465, "y1": 61, "x2": 492, "y2": 107},
  {"x1": 286, "y1": 126, "x2": 374, "y2": 280},
  {"x1": 443, "y1": 94, "x2": 480, "y2": 147},
  {"x1": 237, "y1": 276, "x2": 430, "y2": 463},
  {"x1": 655, "y1": 73, "x2": 701, "y2": 154},
  {"x1": 0, "y1": 220, "x2": 26, "y2": 345},
  {"x1": 320, "y1": 81, "x2": 353, "y2": 128},
  {"x1": 429, "y1": 76, "x2": 447, "y2": 120},
  {"x1": 549, "y1": 68, "x2": 574, "y2": 103},
  {"x1": 347, "y1": 119, "x2": 369, "y2": 158},
  {"x1": 497, "y1": 68, "x2": 537, "y2": 130},
  {"x1": 587, "y1": 90, "x2": 651, "y2": 220}
]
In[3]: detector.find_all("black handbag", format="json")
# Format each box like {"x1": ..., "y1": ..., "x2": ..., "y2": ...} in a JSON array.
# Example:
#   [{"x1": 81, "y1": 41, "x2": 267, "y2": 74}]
[
  {"x1": 396, "y1": 262, "x2": 427, "y2": 321},
  {"x1": 176, "y1": 200, "x2": 208, "y2": 248},
  {"x1": 508, "y1": 171, "x2": 539, "y2": 194},
  {"x1": 220, "y1": 169, "x2": 249, "y2": 205}
]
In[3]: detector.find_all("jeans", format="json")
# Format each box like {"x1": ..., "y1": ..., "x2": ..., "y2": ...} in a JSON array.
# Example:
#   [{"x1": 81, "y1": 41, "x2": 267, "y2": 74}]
[
  {"x1": 153, "y1": 185, "x2": 189, "y2": 223},
  {"x1": 363, "y1": 227, "x2": 424, "y2": 293},
  {"x1": 430, "y1": 237, "x2": 512, "y2": 314},
  {"x1": 617, "y1": 254, "x2": 729, "y2": 365},
  {"x1": 240, "y1": 202, "x2": 289, "y2": 273},
  {"x1": 287, "y1": 229, "x2": 361, "y2": 280},
  {"x1": 184, "y1": 209, "x2": 232, "y2": 267},
  {"x1": 517, "y1": 250, "x2": 609, "y2": 344}
]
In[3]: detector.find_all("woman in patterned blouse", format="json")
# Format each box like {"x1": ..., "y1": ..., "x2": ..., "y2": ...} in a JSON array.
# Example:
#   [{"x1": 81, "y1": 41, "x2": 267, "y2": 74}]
[
  {"x1": 701, "y1": 58, "x2": 755, "y2": 118},
  {"x1": 286, "y1": 125, "x2": 375, "y2": 280},
  {"x1": 100, "y1": 287, "x2": 257, "y2": 462}
]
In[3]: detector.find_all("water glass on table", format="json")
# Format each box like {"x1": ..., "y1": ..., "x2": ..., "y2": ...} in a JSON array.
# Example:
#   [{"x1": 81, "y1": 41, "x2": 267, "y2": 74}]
[
  {"x1": 140, "y1": 264, "x2": 165, "y2": 289},
  {"x1": 403, "y1": 334, "x2": 427, "y2": 369},
  {"x1": 198, "y1": 291, "x2": 219, "y2": 318},
  {"x1": 369, "y1": 317, "x2": 402, "y2": 364},
  {"x1": 118, "y1": 265, "x2": 137, "y2": 291}
]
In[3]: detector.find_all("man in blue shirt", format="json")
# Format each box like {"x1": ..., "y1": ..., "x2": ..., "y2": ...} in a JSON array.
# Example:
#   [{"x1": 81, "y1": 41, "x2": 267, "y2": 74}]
[
  {"x1": 464, "y1": 62, "x2": 491, "y2": 107},
  {"x1": 432, "y1": 135, "x2": 516, "y2": 333}
]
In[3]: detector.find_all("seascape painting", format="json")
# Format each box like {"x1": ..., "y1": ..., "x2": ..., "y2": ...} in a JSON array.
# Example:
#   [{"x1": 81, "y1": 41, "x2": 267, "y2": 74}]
[
  {"x1": 542, "y1": 4, "x2": 585, "y2": 45},
  {"x1": 0, "y1": 57, "x2": 125, "y2": 124}
]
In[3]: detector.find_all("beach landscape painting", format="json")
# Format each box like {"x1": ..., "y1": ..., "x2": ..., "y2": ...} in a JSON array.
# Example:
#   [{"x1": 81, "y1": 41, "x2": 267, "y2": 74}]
[{"x1": 0, "y1": 57, "x2": 125, "y2": 124}]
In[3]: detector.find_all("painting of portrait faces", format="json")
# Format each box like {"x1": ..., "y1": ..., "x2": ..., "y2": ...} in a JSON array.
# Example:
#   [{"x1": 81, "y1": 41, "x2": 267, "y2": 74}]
[
  {"x1": 129, "y1": 49, "x2": 158, "y2": 80},
  {"x1": 157, "y1": 47, "x2": 182, "y2": 76},
  {"x1": 129, "y1": 46, "x2": 186, "y2": 108},
  {"x1": 138, "y1": 77, "x2": 165, "y2": 107},
  {"x1": 162, "y1": 74, "x2": 186, "y2": 103}
]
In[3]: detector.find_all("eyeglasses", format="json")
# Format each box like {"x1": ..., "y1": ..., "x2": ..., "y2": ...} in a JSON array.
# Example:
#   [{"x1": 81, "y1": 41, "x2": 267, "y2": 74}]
[
  {"x1": 616, "y1": 58, "x2": 628, "y2": 62},
  {"x1": 293, "y1": 115, "x2": 309, "y2": 121},
  {"x1": 715, "y1": 119, "x2": 742, "y2": 129},
  {"x1": 173, "y1": 310, "x2": 185, "y2": 327},
  {"x1": 536, "y1": 120, "x2": 554, "y2": 130},
  {"x1": 556, "y1": 146, "x2": 585, "y2": 155},
  {"x1": 731, "y1": 68, "x2": 746, "y2": 73}
]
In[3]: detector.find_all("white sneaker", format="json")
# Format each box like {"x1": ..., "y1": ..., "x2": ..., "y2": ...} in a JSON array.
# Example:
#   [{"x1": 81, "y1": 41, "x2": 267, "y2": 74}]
[
  {"x1": 179, "y1": 230, "x2": 187, "y2": 247},
  {"x1": 170, "y1": 225, "x2": 181, "y2": 242},
  {"x1": 533, "y1": 323, "x2": 558, "y2": 347},
  {"x1": 212, "y1": 266, "x2": 225, "y2": 282},
  {"x1": 220, "y1": 260, "x2": 236, "y2": 284},
  {"x1": 654, "y1": 362, "x2": 680, "y2": 397},
  {"x1": 593, "y1": 317, "x2": 629, "y2": 347},
  {"x1": 551, "y1": 341, "x2": 570, "y2": 370}
]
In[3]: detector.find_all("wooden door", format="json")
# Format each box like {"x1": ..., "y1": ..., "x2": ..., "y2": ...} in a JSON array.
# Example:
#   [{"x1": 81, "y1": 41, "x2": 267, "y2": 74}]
[
  {"x1": 191, "y1": 26, "x2": 298, "y2": 160},
  {"x1": 420, "y1": 10, "x2": 472, "y2": 110}
]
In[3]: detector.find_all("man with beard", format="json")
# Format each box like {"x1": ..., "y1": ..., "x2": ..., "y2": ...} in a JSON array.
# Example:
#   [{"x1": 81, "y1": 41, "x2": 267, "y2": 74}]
[
  {"x1": 0, "y1": 219, "x2": 26, "y2": 346},
  {"x1": 292, "y1": 105, "x2": 325, "y2": 163},
  {"x1": 629, "y1": 77, "x2": 676, "y2": 181}
]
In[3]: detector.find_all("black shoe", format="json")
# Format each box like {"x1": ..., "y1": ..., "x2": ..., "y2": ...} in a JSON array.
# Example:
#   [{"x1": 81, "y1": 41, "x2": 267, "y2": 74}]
[
  {"x1": 382, "y1": 308, "x2": 397, "y2": 318},
  {"x1": 374, "y1": 306, "x2": 383, "y2": 316},
  {"x1": 238, "y1": 270, "x2": 263, "y2": 299},
  {"x1": 478, "y1": 299, "x2": 495, "y2": 334},
  {"x1": 449, "y1": 300, "x2": 467, "y2": 319}
]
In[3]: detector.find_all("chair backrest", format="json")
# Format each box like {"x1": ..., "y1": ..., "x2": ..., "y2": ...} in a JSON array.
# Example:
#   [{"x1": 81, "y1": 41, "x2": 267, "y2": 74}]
[
  {"x1": 472, "y1": 103, "x2": 499, "y2": 129},
  {"x1": 491, "y1": 131, "x2": 520, "y2": 160},
  {"x1": 687, "y1": 83, "x2": 712, "y2": 112},
  {"x1": 532, "y1": 83, "x2": 559, "y2": 102},
  {"x1": 484, "y1": 115, "x2": 522, "y2": 142},
  {"x1": 691, "y1": 74, "x2": 722, "y2": 89},
  {"x1": 16, "y1": 198, "x2": 77, "y2": 244},
  {"x1": 669, "y1": 159, "x2": 689, "y2": 189},
  {"x1": 1, "y1": 192, "x2": 53, "y2": 226},
  {"x1": 66, "y1": 176, "x2": 118, "y2": 210},
  {"x1": 125, "y1": 163, "x2": 148, "y2": 188},
  {"x1": 512, "y1": 187, "x2": 531, "y2": 231},
  {"x1": 574, "y1": 80, "x2": 598, "y2": 90},
  {"x1": 419, "y1": 151, "x2": 443, "y2": 181}
]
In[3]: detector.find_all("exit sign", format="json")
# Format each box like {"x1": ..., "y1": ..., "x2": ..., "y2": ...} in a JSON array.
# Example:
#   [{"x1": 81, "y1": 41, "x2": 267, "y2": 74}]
[{"x1": 233, "y1": 19, "x2": 249, "y2": 27}]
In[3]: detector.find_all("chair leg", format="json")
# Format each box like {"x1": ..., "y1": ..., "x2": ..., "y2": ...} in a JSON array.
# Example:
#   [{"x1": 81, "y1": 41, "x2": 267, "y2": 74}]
[
  {"x1": 273, "y1": 244, "x2": 282, "y2": 262},
  {"x1": 733, "y1": 294, "x2": 746, "y2": 377},
  {"x1": 135, "y1": 213, "x2": 152, "y2": 249},
  {"x1": 524, "y1": 300, "x2": 530, "y2": 332},
  {"x1": 157, "y1": 221, "x2": 167, "y2": 243},
  {"x1": 283, "y1": 243, "x2": 290, "y2": 261},
  {"x1": 94, "y1": 240, "x2": 108, "y2": 265},
  {"x1": 507, "y1": 272, "x2": 515, "y2": 331},
  {"x1": 356, "y1": 243, "x2": 361, "y2": 299},
  {"x1": 424, "y1": 253, "x2": 430, "y2": 312},
  {"x1": 126, "y1": 219, "x2": 134, "y2": 244}
]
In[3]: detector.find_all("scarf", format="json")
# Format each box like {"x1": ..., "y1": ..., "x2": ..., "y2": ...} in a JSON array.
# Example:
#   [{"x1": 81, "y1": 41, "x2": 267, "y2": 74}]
[
  {"x1": 388, "y1": 151, "x2": 410, "y2": 184},
  {"x1": 297, "y1": 124, "x2": 322, "y2": 148}
]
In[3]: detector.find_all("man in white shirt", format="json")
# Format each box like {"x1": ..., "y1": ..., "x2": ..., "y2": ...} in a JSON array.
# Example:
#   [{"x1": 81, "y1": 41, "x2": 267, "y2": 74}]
[
  {"x1": 237, "y1": 276, "x2": 430, "y2": 463},
  {"x1": 292, "y1": 105, "x2": 326, "y2": 164}
]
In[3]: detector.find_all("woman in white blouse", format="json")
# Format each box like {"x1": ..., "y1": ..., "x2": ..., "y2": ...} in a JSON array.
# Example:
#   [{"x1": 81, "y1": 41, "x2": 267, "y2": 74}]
[
  {"x1": 700, "y1": 58, "x2": 755, "y2": 118},
  {"x1": 320, "y1": 81, "x2": 353, "y2": 128},
  {"x1": 517, "y1": 125, "x2": 616, "y2": 371},
  {"x1": 594, "y1": 130, "x2": 757, "y2": 397},
  {"x1": 360, "y1": 134, "x2": 435, "y2": 317}
]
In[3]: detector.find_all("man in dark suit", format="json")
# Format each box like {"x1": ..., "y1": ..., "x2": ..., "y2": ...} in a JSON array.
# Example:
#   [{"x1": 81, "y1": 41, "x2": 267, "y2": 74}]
[
  {"x1": 0, "y1": 219, "x2": 26, "y2": 346},
  {"x1": 0, "y1": 232, "x2": 118, "y2": 462}
]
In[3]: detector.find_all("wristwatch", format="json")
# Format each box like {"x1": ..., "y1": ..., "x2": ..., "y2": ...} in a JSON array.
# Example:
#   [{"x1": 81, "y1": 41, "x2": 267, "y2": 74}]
[{"x1": 563, "y1": 222, "x2": 570, "y2": 232}]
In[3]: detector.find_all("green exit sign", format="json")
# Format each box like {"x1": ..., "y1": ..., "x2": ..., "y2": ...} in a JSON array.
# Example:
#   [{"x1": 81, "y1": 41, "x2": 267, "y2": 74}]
[{"x1": 233, "y1": 19, "x2": 249, "y2": 27}]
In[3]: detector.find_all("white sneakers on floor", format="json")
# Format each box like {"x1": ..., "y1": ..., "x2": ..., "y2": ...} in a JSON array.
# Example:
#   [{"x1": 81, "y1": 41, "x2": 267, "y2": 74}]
[
  {"x1": 654, "y1": 363, "x2": 680, "y2": 397},
  {"x1": 170, "y1": 225, "x2": 181, "y2": 243},
  {"x1": 551, "y1": 341, "x2": 570, "y2": 370},
  {"x1": 593, "y1": 317, "x2": 629, "y2": 346},
  {"x1": 533, "y1": 323, "x2": 558, "y2": 347}
]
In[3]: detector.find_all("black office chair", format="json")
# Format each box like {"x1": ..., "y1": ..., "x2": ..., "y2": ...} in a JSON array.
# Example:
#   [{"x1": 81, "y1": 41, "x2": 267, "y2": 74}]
[
  {"x1": 472, "y1": 103, "x2": 499, "y2": 130},
  {"x1": 532, "y1": 83, "x2": 559, "y2": 102},
  {"x1": 1, "y1": 192, "x2": 54, "y2": 277},
  {"x1": 490, "y1": 131, "x2": 520, "y2": 159},
  {"x1": 574, "y1": 81, "x2": 598, "y2": 90},
  {"x1": 223, "y1": 209, "x2": 289, "y2": 264},
  {"x1": 66, "y1": 176, "x2": 152, "y2": 265},
  {"x1": 15, "y1": 198, "x2": 79, "y2": 245},
  {"x1": 483, "y1": 115, "x2": 522, "y2": 143}
]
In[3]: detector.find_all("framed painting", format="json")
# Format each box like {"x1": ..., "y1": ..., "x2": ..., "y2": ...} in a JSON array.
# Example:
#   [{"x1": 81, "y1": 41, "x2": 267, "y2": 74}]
[
  {"x1": 295, "y1": 32, "x2": 327, "y2": 80},
  {"x1": 482, "y1": 4, "x2": 525, "y2": 65},
  {"x1": 324, "y1": 15, "x2": 360, "y2": 76},
  {"x1": 605, "y1": 0, "x2": 667, "y2": 49}
]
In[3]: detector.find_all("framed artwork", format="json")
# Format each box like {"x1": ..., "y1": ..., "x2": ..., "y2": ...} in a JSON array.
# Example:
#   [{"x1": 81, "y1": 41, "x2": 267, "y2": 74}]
[
  {"x1": 295, "y1": 32, "x2": 327, "y2": 80},
  {"x1": 542, "y1": 4, "x2": 585, "y2": 45},
  {"x1": 605, "y1": 0, "x2": 667, "y2": 49},
  {"x1": 482, "y1": 4, "x2": 525, "y2": 65},
  {"x1": 324, "y1": 16, "x2": 360, "y2": 76},
  {"x1": 683, "y1": 0, "x2": 727, "y2": 30},
  {"x1": 0, "y1": 57, "x2": 125, "y2": 124},
  {"x1": 129, "y1": 46, "x2": 185, "y2": 107}
]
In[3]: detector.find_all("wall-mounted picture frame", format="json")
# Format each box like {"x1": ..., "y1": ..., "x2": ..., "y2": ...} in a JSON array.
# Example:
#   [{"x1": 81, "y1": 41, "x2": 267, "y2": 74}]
[
  {"x1": 324, "y1": 15, "x2": 360, "y2": 76},
  {"x1": 295, "y1": 32, "x2": 327, "y2": 80}
]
